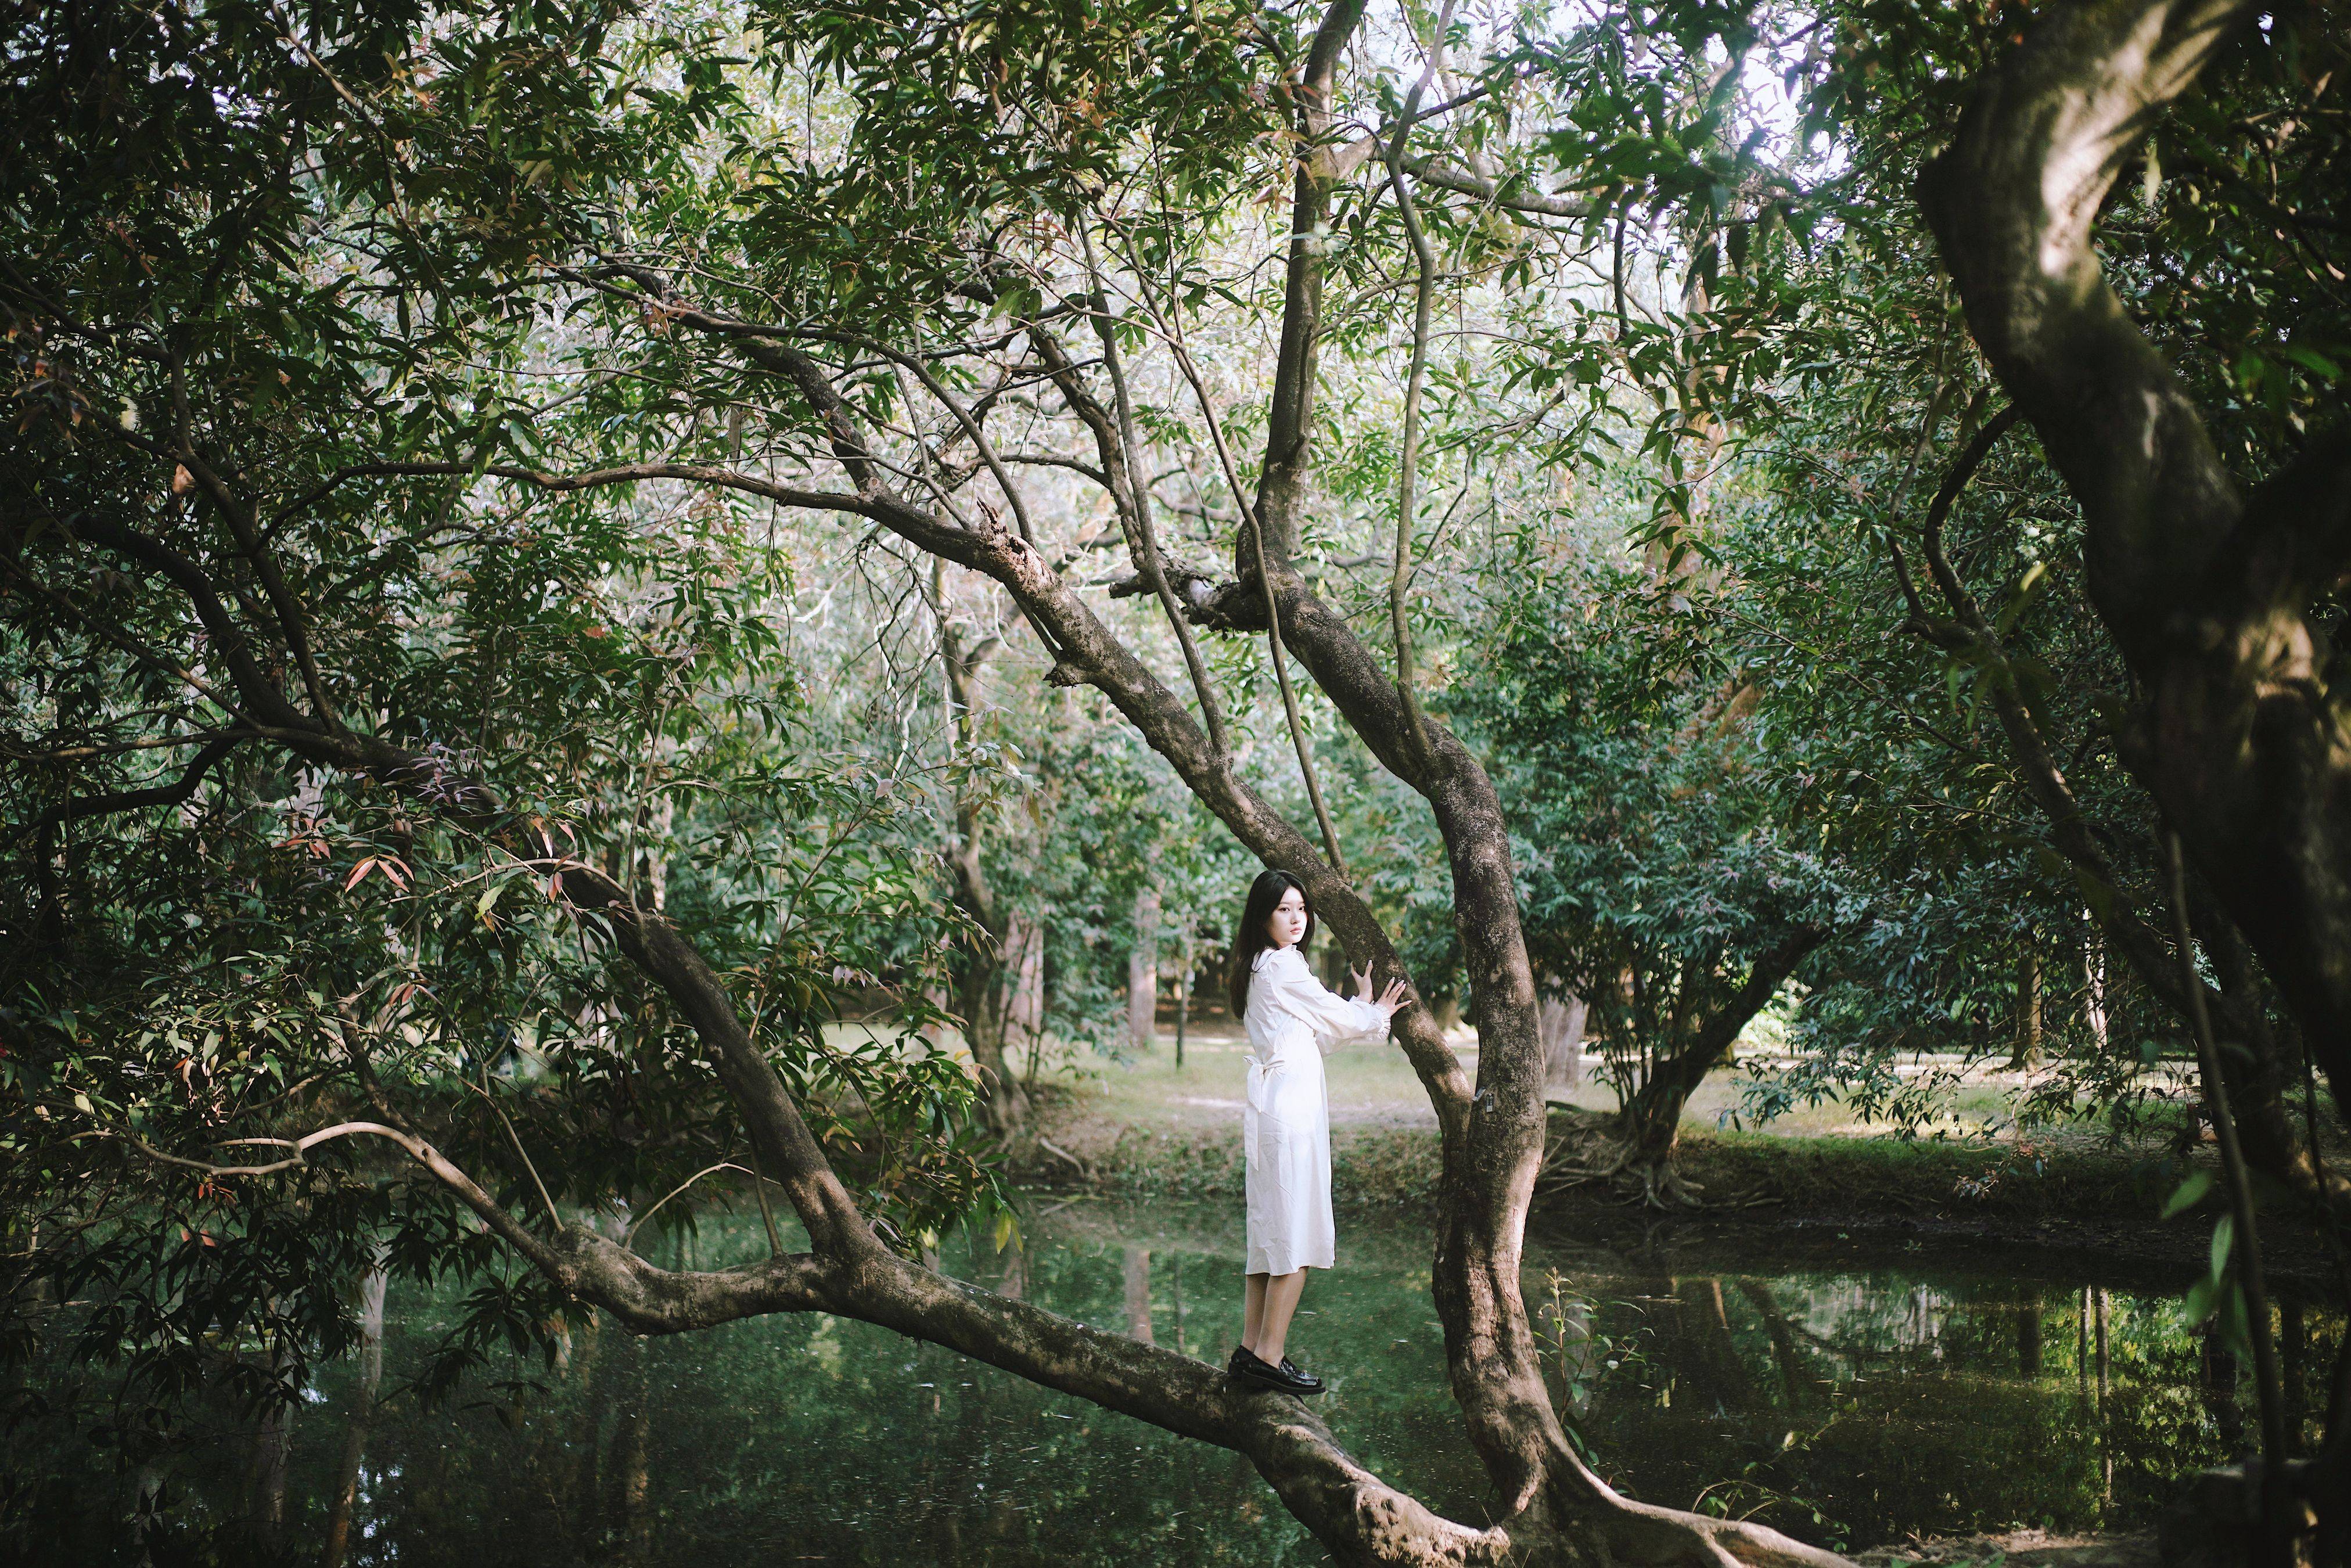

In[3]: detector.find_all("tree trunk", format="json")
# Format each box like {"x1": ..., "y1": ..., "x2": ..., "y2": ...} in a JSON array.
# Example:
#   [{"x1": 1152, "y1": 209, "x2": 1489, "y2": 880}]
[
  {"x1": 1124, "y1": 1247, "x2": 1154, "y2": 1346},
  {"x1": 2010, "y1": 942, "x2": 2041, "y2": 1070},
  {"x1": 1903, "y1": 0, "x2": 2349, "y2": 1232},
  {"x1": 1006, "y1": 911, "x2": 1045, "y2": 1077},
  {"x1": 1558, "y1": 932, "x2": 1821, "y2": 1207},
  {"x1": 606, "y1": 1336, "x2": 654, "y2": 1553},
  {"x1": 2083, "y1": 926, "x2": 2109, "y2": 1053},
  {"x1": 323, "y1": 1252, "x2": 387, "y2": 1568},
  {"x1": 940, "y1": 589, "x2": 1027, "y2": 1135},
  {"x1": 1174, "y1": 953, "x2": 1190, "y2": 1070},
  {"x1": 1608, "y1": 1061, "x2": 1710, "y2": 1207},
  {"x1": 959, "y1": 962, "x2": 1028, "y2": 1137},
  {"x1": 1539, "y1": 992, "x2": 1587, "y2": 1095},
  {"x1": 1129, "y1": 885, "x2": 1160, "y2": 1053}
]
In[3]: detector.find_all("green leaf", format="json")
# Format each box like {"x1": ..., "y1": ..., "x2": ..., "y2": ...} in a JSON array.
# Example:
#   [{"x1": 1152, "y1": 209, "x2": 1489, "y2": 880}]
[
  {"x1": 2277, "y1": 343, "x2": 2342, "y2": 379},
  {"x1": 2161, "y1": 1168, "x2": 2215, "y2": 1220},
  {"x1": 2208, "y1": 1213, "x2": 2234, "y2": 1281}
]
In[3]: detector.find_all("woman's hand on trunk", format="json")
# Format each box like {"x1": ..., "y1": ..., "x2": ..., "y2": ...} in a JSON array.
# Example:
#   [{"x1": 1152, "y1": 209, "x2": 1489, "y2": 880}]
[{"x1": 1350, "y1": 965, "x2": 1414, "y2": 1020}]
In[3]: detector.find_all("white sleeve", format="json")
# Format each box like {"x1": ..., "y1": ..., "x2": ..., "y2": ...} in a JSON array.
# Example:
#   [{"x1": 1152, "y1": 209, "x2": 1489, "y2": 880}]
[{"x1": 1268, "y1": 949, "x2": 1389, "y2": 1055}]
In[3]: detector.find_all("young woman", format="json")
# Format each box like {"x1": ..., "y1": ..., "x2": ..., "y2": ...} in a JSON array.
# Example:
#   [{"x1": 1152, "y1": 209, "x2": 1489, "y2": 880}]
[{"x1": 1224, "y1": 869, "x2": 1411, "y2": 1396}]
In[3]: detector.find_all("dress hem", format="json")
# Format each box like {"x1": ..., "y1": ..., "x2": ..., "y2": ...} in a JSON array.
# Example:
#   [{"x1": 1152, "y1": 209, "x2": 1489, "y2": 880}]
[{"x1": 1244, "y1": 1248, "x2": 1334, "y2": 1276}]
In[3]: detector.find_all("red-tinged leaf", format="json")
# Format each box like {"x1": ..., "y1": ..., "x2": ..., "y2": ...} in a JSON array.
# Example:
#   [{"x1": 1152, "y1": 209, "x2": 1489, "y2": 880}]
[
  {"x1": 380, "y1": 857, "x2": 411, "y2": 890},
  {"x1": 547, "y1": 872, "x2": 563, "y2": 902},
  {"x1": 343, "y1": 857, "x2": 376, "y2": 891}
]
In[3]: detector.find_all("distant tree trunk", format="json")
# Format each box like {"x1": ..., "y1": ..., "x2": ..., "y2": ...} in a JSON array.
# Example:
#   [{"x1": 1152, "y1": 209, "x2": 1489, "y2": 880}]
[
  {"x1": 323, "y1": 1251, "x2": 388, "y2": 1568},
  {"x1": 958, "y1": 957, "x2": 1027, "y2": 1137},
  {"x1": 2094, "y1": 1288, "x2": 2111, "y2": 1402},
  {"x1": 1006, "y1": 912, "x2": 1045, "y2": 1078},
  {"x1": 1124, "y1": 1247, "x2": 1154, "y2": 1345},
  {"x1": 1173, "y1": 945, "x2": 1191, "y2": 1070},
  {"x1": 1539, "y1": 992, "x2": 1587, "y2": 1096},
  {"x1": 2083, "y1": 925, "x2": 2108, "y2": 1053},
  {"x1": 247, "y1": 1345, "x2": 294, "y2": 1545},
  {"x1": 2010, "y1": 942, "x2": 2042, "y2": 1070},
  {"x1": 940, "y1": 602, "x2": 1027, "y2": 1135},
  {"x1": 1609, "y1": 1041, "x2": 1718, "y2": 1199},
  {"x1": 606, "y1": 1336, "x2": 654, "y2": 1551},
  {"x1": 1128, "y1": 884, "x2": 1160, "y2": 1052}
]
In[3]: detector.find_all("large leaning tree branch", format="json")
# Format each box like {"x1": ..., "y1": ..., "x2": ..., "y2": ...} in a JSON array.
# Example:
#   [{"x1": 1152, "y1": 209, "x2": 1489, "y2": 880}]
[
  {"x1": 1106, "y1": 236, "x2": 1353, "y2": 873},
  {"x1": 552, "y1": 8, "x2": 1847, "y2": 1560},
  {"x1": 1888, "y1": 410, "x2": 2348, "y2": 1214},
  {"x1": 30, "y1": 502, "x2": 1529, "y2": 1568},
  {"x1": 1919, "y1": 0, "x2": 2351, "y2": 1114},
  {"x1": 576, "y1": 244, "x2": 1842, "y2": 1568}
]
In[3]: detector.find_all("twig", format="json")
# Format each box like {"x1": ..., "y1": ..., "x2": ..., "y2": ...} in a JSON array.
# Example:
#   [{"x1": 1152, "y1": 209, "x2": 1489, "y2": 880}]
[
  {"x1": 1076, "y1": 224, "x2": 1232, "y2": 760},
  {"x1": 747, "y1": 1140, "x2": 785, "y2": 1257},
  {"x1": 624, "y1": 1161, "x2": 757, "y2": 1247},
  {"x1": 1129, "y1": 249, "x2": 1347, "y2": 873},
  {"x1": 465, "y1": 1076, "x2": 562, "y2": 1227},
  {"x1": 1379, "y1": 1, "x2": 1457, "y2": 772},
  {"x1": 112, "y1": 1120, "x2": 569, "y2": 1279},
  {"x1": 2163, "y1": 829, "x2": 2289, "y2": 1544}
]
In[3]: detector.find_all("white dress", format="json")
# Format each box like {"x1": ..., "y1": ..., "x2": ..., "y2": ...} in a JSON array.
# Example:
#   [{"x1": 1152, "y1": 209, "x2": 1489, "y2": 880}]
[{"x1": 1242, "y1": 945, "x2": 1390, "y2": 1275}]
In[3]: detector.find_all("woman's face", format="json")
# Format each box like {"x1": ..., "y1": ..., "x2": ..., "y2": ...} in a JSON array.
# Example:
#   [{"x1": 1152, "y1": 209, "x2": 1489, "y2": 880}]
[{"x1": 1267, "y1": 887, "x2": 1308, "y2": 950}]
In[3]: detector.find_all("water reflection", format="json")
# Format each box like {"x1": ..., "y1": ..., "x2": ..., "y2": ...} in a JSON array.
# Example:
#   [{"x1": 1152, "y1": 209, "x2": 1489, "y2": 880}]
[{"x1": 8, "y1": 1197, "x2": 2342, "y2": 1566}]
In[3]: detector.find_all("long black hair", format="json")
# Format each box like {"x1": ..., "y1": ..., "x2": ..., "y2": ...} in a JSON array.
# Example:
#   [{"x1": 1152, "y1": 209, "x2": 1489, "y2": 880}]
[{"x1": 1227, "y1": 868, "x2": 1314, "y2": 1016}]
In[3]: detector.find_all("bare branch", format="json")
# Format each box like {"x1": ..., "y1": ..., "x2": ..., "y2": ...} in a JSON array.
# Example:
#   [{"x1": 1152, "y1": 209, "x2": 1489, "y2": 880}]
[
  {"x1": 6, "y1": 733, "x2": 249, "y2": 854},
  {"x1": 113, "y1": 1119, "x2": 570, "y2": 1279},
  {"x1": 1381, "y1": 5, "x2": 1458, "y2": 772}
]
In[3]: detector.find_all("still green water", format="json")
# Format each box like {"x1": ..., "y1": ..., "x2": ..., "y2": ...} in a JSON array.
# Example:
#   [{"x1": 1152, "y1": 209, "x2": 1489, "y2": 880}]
[{"x1": 10, "y1": 1196, "x2": 2343, "y2": 1566}]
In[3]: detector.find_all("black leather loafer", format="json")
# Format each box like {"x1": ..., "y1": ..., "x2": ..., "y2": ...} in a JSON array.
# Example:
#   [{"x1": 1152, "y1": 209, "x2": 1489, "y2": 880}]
[{"x1": 1228, "y1": 1345, "x2": 1323, "y2": 1396}]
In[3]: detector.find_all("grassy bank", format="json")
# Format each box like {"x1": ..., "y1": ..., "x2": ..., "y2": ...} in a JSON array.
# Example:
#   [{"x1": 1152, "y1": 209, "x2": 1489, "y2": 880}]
[
  {"x1": 999, "y1": 1023, "x2": 2205, "y2": 1226},
  {"x1": 1016, "y1": 1098, "x2": 2194, "y2": 1224}
]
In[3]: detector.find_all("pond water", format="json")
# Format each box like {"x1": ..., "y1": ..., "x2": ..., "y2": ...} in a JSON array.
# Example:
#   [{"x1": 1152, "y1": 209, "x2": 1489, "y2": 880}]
[{"x1": 9, "y1": 1196, "x2": 2344, "y2": 1566}]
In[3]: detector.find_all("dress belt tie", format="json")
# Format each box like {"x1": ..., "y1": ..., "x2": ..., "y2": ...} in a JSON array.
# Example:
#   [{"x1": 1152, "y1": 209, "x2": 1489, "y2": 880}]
[{"x1": 1243, "y1": 1053, "x2": 1277, "y2": 1115}]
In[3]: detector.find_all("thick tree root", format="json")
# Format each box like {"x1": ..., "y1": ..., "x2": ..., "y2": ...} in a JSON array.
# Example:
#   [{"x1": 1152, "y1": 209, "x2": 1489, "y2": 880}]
[
  {"x1": 1478, "y1": 1444, "x2": 1853, "y2": 1568},
  {"x1": 1536, "y1": 1117, "x2": 1706, "y2": 1210}
]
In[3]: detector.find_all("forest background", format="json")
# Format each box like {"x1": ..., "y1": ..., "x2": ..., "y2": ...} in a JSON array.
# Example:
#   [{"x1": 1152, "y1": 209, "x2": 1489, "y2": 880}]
[{"x1": 5, "y1": 0, "x2": 2349, "y2": 1562}]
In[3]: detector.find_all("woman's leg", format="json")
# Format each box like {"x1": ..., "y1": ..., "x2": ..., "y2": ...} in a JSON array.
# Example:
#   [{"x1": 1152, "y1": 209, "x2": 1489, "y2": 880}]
[
  {"x1": 1248, "y1": 1268, "x2": 1310, "y2": 1364},
  {"x1": 1242, "y1": 1271, "x2": 1268, "y2": 1348}
]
